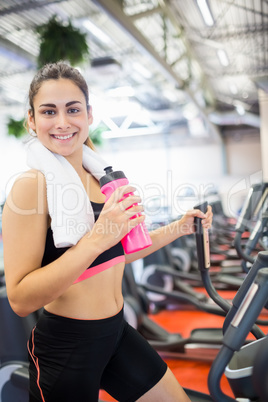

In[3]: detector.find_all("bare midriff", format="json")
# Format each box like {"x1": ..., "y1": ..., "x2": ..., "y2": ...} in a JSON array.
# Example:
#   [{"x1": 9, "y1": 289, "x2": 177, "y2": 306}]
[{"x1": 44, "y1": 261, "x2": 125, "y2": 320}]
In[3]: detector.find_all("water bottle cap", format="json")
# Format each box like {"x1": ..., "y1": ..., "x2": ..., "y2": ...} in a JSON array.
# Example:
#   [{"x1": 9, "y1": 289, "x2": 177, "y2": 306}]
[
  {"x1": 100, "y1": 166, "x2": 127, "y2": 186},
  {"x1": 104, "y1": 166, "x2": 113, "y2": 174}
]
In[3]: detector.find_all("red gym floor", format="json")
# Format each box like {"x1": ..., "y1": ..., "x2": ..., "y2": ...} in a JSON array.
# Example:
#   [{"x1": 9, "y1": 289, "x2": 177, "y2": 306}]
[{"x1": 99, "y1": 288, "x2": 268, "y2": 401}]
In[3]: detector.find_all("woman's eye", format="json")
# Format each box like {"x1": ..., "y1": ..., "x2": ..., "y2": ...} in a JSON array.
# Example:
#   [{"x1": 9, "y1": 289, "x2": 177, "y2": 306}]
[
  {"x1": 68, "y1": 108, "x2": 79, "y2": 113},
  {"x1": 43, "y1": 110, "x2": 55, "y2": 115}
]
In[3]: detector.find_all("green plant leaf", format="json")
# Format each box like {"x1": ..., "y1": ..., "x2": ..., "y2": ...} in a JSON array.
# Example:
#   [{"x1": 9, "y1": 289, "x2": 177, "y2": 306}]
[
  {"x1": 7, "y1": 117, "x2": 26, "y2": 138},
  {"x1": 36, "y1": 16, "x2": 90, "y2": 67},
  {"x1": 89, "y1": 124, "x2": 110, "y2": 146}
]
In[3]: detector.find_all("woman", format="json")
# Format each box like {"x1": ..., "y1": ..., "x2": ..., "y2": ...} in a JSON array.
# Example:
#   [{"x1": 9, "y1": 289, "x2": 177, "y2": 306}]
[{"x1": 2, "y1": 62, "x2": 212, "y2": 402}]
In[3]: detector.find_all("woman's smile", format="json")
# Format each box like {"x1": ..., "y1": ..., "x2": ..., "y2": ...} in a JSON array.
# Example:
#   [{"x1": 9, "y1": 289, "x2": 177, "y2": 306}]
[{"x1": 50, "y1": 132, "x2": 77, "y2": 141}]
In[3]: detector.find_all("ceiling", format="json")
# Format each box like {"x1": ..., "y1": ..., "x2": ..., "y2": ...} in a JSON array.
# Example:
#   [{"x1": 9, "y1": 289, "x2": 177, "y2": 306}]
[{"x1": 0, "y1": 0, "x2": 267, "y2": 142}]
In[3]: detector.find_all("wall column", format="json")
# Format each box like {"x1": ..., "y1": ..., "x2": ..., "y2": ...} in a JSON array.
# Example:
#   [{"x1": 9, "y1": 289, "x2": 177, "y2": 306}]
[{"x1": 259, "y1": 89, "x2": 268, "y2": 182}]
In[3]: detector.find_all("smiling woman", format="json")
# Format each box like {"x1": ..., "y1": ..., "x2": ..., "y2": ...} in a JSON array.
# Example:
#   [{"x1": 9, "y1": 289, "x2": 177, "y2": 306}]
[{"x1": 2, "y1": 61, "x2": 212, "y2": 402}]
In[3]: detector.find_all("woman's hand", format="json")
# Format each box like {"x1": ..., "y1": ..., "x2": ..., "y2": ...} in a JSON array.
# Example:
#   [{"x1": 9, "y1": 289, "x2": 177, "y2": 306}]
[
  {"x1": 87, "y1": 185, "x2": 145, "y2": 250},
  {"x1": 178, "y1": 205, "x2": 213, "y2": 237}
]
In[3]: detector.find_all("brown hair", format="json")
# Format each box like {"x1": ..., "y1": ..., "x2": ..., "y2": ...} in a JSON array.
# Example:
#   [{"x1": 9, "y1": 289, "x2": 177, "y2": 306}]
[{"x1": 28, "y1": 61, "x2": 94, "y2": 149}]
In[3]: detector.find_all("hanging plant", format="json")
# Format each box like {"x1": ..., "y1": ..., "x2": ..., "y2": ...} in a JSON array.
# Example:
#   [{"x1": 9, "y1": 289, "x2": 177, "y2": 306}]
[
  {"x1": 36, "y1": 16, "x2": 90, "y2": 67},
  {"x1": 89, "y1": 124, "x2": 109, "y2": 147},
  {"x1": 7, "y1": 117, "x2": 26, "y2": 138}
]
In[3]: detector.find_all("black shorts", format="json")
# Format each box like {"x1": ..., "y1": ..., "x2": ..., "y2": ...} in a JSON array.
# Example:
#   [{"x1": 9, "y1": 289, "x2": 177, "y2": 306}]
[{"x1": 28, "y1": 308, "x2": 167, "y2": 402}]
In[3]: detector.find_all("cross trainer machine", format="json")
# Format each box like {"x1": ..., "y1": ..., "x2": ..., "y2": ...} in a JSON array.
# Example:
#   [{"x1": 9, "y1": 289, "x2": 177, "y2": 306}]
[
  {"x1": 234, "y1": 182, "x2": 268, "y2": 272},
  {"x1": 0, "y1": 285, "x2": 36, "y2": 402},
  {"x1": 123, "y1": 264, "x2": 224, "y2": 360},
  {"x1": 140, "y1": 187, "x2": 268, "y2": 313},
  {"x1": 125, "y1": 202, "x2": 268, "y2": 401},
  {"x1": 126, "y1": 202, "x2": 268, "y2": 401},
  {"x1": 122, "y1": 201, "x2": 265, "y2": 362},
  {"x1": 186, "y1": 203, "x2": 268, "y2": 401}
]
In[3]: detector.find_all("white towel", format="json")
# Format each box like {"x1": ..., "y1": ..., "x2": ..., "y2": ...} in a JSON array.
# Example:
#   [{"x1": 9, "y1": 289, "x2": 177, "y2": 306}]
[{"x1": 26, "y1": 138, "x2": 109, "y2": 248}]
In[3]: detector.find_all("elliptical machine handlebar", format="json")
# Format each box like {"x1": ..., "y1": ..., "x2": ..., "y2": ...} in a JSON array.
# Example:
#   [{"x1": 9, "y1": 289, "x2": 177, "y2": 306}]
[
  {"x1": 223, "y1": 250, "x2": 268, "y2": 333},
  {"x1": 194, "y1": 202, "x2": 265, "y2": 340},
  {"x1": 194, "y1": 202, "x2": 231, "y2": 314},
  {"x1": 235, "y1": 183, "x2": 264, "y2": 234},
  {"x1": 234, "y1": 183, "x2": 268, "y2": 267}
]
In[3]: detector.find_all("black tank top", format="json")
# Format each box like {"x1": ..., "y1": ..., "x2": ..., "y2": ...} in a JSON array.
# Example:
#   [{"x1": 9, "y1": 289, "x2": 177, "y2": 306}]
[{"x1": 41, "y1": 202, "x2": 125, "y2": 284}]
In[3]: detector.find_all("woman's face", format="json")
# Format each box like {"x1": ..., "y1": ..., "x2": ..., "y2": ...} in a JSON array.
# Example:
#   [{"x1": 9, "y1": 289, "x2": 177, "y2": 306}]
[{"x1": 28, "y1": 78, "x2": 92, "y2": 158}]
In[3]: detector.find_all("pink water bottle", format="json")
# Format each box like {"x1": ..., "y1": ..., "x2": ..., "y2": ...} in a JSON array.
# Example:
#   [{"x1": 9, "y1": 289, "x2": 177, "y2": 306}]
[{"x1": 100, "y1": 166, "x2": 152, "y2": 254}]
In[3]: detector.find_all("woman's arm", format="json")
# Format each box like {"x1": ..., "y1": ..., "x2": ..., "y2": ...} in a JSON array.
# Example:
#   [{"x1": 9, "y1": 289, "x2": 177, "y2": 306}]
[
  {"x1": 125, "y1": 205, "x2": 213, "y2": 264},
  {"x1": 2, "y1": 170, "x2": 101, "y2": 316},
  {"x1": 3, "y1": 171, "x2": 143, "y2": 316}
]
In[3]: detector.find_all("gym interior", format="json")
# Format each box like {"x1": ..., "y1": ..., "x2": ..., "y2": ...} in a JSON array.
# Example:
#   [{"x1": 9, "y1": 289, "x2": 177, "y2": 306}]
[{"x1": 0, "y1": 1, "x2": 268, "y2": 401}]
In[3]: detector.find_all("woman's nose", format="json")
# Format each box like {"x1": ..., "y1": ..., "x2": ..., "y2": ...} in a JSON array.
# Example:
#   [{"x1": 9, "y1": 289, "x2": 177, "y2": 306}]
[{"x1": 55, "y1": 112, "x2": 71, "y2": 129}]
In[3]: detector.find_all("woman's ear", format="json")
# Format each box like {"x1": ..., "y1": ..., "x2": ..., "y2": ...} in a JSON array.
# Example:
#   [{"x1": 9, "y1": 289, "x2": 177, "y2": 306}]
[
  {"x1": 88, "y1": 105, "x2": 93, "y2": 125},
  {"x1": 28, "y1": 110, "x2": 36, "y2": 132}
]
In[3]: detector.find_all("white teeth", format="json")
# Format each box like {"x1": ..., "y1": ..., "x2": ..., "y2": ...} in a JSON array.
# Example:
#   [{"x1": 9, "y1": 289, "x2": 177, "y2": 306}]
[{"x1": 54, "y1": 133, "x2": 74, "y2": 140}]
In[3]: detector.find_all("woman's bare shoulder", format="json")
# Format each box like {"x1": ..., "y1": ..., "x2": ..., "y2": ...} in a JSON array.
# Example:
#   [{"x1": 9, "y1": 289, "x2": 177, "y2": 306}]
[{"x1": 5, "y1": 169, "x2": 48, "y2": 215}]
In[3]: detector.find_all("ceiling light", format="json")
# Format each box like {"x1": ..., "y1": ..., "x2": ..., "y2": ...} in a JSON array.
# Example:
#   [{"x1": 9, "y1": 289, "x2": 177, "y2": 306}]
[
  {"x1": 83, "y1": 20, "x2": 111, "y2": 44},
  {"x1": 182, "y1": 103, "x2": 199, "y2": 120},
  {"x1": 229, "y1": 83, "x2": 238, "y2": 95},
  {"x1": 132, "y1": 62, "x2": 152, "y2": 79},
  {"x1": 196, "y1": 0, "x2": 214, "y2": 26},
  {"x1": 236, "y1": 104, "x2": 245, "y2": 116},
  {"x1": 217, "y1": 49, "x2": 229, "y2": 66}
]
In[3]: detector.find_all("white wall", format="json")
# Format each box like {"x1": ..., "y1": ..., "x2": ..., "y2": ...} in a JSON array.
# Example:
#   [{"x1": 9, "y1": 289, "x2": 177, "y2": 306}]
[
  {"x1": 225, "y1": 133, "x2": 262, "y2": 177},
  {"x1": 259, "y1": 89, "x2": 268, "y2": 181},
  {"x1": 100, "y1": 131, "x2": 263, "y2": 220},
  {"x1": 101, "y1": 140, "x2": 225, "y2": 220}
]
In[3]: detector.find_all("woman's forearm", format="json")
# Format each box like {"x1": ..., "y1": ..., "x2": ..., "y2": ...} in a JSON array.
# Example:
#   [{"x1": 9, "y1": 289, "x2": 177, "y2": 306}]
[
  {"x1": 125, "y1": 220, "x2": 182, "y2": 264},
  {"x1": 125, "y1": 206, "x2": 212, "y2": 264}
]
